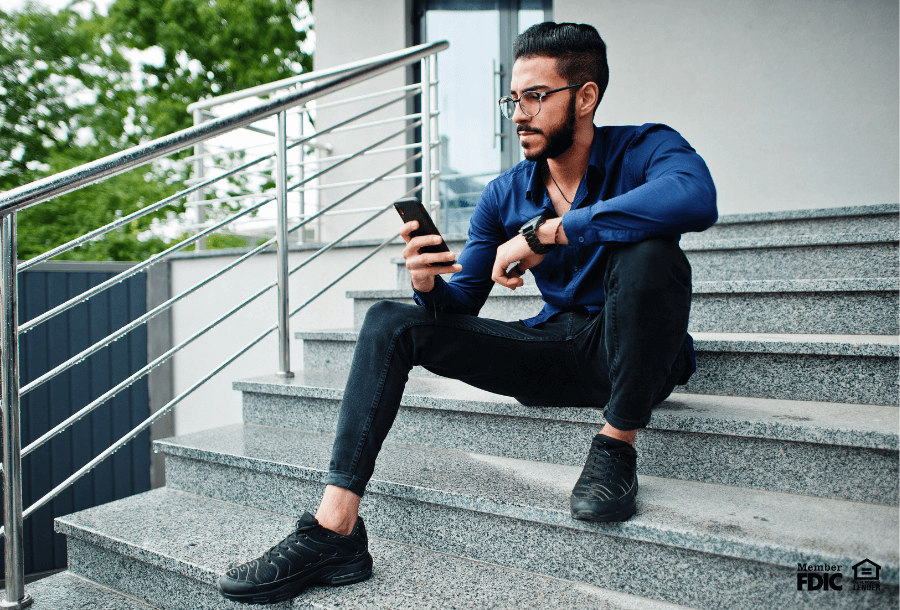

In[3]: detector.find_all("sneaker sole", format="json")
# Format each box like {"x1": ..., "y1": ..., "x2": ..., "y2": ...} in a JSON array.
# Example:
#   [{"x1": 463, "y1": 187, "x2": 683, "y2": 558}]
[
  {"x1": 218, "y1": 552, "x2": 374, "y2": 604},
  {"x1": 571, "y1": 502, "x2": 636, "y2": 522}
]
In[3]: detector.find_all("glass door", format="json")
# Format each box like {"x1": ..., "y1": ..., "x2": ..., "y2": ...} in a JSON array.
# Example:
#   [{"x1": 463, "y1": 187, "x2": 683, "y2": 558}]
[{"x1": 420, "y1": 0, "x2": 551, "y2": 233}]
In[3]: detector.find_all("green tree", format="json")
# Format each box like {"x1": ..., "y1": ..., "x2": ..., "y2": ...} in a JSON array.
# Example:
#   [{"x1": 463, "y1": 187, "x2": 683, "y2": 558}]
[{"x1": 1, "y1": 0, "x2": 313, "y2": 261}]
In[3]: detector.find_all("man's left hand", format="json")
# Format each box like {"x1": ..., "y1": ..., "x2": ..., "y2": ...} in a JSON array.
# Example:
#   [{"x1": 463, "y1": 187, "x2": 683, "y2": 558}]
[{"x1": 491, "y1": 234, "x2": 545, "y2": 290}]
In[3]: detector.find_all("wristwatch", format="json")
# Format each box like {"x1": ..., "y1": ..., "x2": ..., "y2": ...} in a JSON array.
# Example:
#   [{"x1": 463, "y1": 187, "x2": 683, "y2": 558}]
[{"x1": 519, "y1": 213, "x2": 557, "y2": 255}]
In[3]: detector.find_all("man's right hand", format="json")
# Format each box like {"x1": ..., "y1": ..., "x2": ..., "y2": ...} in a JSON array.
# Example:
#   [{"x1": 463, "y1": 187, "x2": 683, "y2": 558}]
[{"x1": 401, "y1": 220, "x2": 462, "y2": 293}]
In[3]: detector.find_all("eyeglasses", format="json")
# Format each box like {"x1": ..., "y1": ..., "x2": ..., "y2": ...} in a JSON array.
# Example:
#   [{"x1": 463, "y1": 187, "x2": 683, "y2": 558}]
[{"x1": 499, "y1": 84, "x2": 584, "y2": 120}]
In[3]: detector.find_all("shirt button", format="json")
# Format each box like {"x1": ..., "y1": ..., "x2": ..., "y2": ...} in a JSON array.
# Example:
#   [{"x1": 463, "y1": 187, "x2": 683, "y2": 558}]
[{"x1": 578, "y1": 236, "x2": 584, "y2": 243}]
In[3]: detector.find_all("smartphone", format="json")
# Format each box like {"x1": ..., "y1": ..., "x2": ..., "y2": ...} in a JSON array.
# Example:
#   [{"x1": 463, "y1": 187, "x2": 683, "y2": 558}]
[{"x1": 393, "y1": 197, "x2": 455, "y2": 266}]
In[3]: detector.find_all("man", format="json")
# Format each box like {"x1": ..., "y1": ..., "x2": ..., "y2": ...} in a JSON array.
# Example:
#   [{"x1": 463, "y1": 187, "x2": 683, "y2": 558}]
[{"x1": 218, "y1": 21, "x2": 717, "y2": 604}]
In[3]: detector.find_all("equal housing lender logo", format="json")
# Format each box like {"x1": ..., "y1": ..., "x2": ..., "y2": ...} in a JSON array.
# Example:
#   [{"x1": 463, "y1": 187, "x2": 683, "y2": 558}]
[{"x1": 796, "y1": 559, "x2": 882, "y2": 591}]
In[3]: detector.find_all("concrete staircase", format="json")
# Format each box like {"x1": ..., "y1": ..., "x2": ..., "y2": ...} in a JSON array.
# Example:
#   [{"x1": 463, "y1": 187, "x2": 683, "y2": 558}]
[{"x1": 37, "y1": 204, "x2": 898, "y2": 609}]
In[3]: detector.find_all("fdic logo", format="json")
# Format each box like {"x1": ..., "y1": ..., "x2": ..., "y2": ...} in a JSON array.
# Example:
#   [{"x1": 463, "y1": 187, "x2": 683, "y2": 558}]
[
  {"x1": 796, "y1": 559, "x2": 882, "y2": 592},
  {"x1": 796, "y1": 563, "x2": 843, "y2": 591}
]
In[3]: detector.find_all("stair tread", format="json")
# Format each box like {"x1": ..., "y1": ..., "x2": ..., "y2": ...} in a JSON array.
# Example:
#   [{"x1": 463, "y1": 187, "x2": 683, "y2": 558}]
[
  {"x1": 351, "y1": 277, "x2": 899, "y2": 300},
  {"x1": 152, "y1": 424, "x2": 899, "y2": 579},
  {"x1": 56, "y1": 488, "x2": 692, "y2": 610},
  {"x1": 701, "y1": 203, "x2": 899, "y2": 225},
  {"x1": 25, "y1": 571, "x2": 160, "y2": 610},
  {"x1": 296, "y1": 327, "x2": 899, "y2": 357},
  {"x1": 678, "y1": 230, "x2": 898, "y2": 250},
  {"x1": 234, "y1": 372, "x2": 898, "y2": 450}
]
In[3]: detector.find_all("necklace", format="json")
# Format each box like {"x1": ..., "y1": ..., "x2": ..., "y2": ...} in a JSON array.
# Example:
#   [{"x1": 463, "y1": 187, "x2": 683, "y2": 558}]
[{"x1": 546, "y1": 165, "x2": 574, "y2": 205}]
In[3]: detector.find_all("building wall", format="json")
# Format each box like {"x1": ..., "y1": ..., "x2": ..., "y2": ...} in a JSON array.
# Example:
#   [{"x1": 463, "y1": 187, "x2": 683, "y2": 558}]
[
  {"x1": 556, "y1": 0, "x2": 899, "y2": 213},
  {"x1": 311, "y1": 0, "x2": 416, "y2": 243},
  {"x1": 315, "y1": 0, "x2": 898, "y2": 215}
]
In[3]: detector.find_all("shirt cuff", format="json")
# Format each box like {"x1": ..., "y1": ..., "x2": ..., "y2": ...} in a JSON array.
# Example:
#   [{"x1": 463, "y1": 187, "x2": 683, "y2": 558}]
[
  {"x1": 561, "y1": 207, "x2": 593, "y2": 247},
  {"x1": 412, "y1": 275, "x2": 448, "y2": 310}
]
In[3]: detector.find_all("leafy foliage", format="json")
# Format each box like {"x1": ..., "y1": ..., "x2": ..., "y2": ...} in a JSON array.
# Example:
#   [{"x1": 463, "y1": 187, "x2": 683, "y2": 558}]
[{"x1": 1, "y1": 0, "x2": 313, "y2": 261}]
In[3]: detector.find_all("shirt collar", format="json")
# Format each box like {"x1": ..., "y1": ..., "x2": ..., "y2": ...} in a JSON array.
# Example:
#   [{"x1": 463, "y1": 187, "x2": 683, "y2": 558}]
[{"x1": 525, "y1": 125, "x2": 605, "y2": 202}]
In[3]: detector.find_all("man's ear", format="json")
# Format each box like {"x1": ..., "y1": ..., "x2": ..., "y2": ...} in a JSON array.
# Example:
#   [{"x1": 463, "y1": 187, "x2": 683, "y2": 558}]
[{"x1": 578, "y1": 82, "x2": 600, "y2": 119}]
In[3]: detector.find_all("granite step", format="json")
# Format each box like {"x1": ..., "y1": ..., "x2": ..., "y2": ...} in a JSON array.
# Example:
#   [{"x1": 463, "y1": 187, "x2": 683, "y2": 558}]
[
  {"x1": 351, "y1": 277, "x2": 899, "y2": 335},
  {"x1": 296, "y1": 329, "x2": 900, "y2": 406},
  {"x1": 682, "y1": 232, "x2": 898, "y2": 282},
  {"x1": 18, "y1": 571, "x2": 161, "y2": 610},
  {"x1": 235, "y1": 372, "x2": 899, "y2": 505},
  {"x1": 685, "y1": 203, "x2": 899, "y2": 240},
  {"x1": 55, "y1": 487, "x2": 694, "y2": 610},
  {"x1": 153, "y1": 425, "x2": 899, "y2": 610},
  {"x1": 396, "y1": 232, "x2": 899, "y2": 286}
]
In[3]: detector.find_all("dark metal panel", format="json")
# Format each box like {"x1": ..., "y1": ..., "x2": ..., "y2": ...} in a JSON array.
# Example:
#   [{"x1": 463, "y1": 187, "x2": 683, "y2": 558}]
[
  {"x1": 87, "y1": 272, "x2": 114, "y2": 509},
  {"x1": 46, "y1": 272, "x2": 74, "y2": 571},
  {"x1": 9, "y1": 266, "x2": 152, "y2": 576}
]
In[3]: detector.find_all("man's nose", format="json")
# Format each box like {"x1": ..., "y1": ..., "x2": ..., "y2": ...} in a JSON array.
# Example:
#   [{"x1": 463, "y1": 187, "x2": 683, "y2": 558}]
[{"x1": 512, "y1": 101, "x2": 530, "y2": 124}]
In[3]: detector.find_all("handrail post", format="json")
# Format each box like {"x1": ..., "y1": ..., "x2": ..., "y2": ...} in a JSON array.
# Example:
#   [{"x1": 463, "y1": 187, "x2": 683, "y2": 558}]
[
  {"x1": 428, "y1": 54, "x2": 441, "y2": 227},
  {"x1": 0, "y1": 212, "x2": 33, "y2": 609},
  {"x1": 192, "y1": 109, "x2": 207, "y2": 250},
  {"x1": 420, "y1": 55, "x2": 431, "y2": 213},
  {"x1": 275, "y1": 110, "x2": 294, "y2": 378},
  {"x1": 298, "y1": 101, "x2": 307, "y2": 243}
]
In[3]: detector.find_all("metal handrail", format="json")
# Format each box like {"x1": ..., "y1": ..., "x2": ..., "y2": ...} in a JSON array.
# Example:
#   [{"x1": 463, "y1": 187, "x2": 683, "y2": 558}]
[
  {"x1": 185, "y1": 42, "x2": 442, "y2": 111},
  {"x1": 17, "y1": 150, "x2": 276, "y2": 273},
  {"x1": 0, "y1": 41, "x2": 446, "y2": 609},
  {"x1": 0, "y1": 41, "x2": 448, "y2": 215},
  {"x1": 17, "y1": 104, "x2": 420, "y2": 336}
]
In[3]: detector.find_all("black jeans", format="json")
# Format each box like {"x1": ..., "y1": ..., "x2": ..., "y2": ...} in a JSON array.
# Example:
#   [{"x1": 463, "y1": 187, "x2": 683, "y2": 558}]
[{"x1": 325, "y1": 235, "x2": 692, "y2": 496}]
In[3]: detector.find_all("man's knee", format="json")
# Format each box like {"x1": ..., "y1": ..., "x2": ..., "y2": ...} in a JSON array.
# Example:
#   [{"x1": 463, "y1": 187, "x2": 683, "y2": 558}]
[
  {"x1": 606, "y1": 235, "x2": 691, "y2": 294},
  {"x1": 360, "y1": 300, "x2": 425, "y2": 335}
]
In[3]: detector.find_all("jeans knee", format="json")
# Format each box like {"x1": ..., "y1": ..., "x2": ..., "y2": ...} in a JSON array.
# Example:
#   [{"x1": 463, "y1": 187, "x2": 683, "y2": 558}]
[
  {"x1": 608, "y1": 236, "x2": 691, "y2": 294},
  {"x1": 361, "y1": 300, "x2": 422, "y2": 335}
]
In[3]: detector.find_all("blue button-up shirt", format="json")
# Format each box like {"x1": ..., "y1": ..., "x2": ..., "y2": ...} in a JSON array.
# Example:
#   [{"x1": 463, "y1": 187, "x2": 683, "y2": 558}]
[{"x1": 414, "y1": 123, "x2": 717, "y2": 329}]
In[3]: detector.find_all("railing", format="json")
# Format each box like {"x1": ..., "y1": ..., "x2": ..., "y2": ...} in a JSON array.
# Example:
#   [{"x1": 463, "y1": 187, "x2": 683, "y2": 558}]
[{"x1": 0, "y1": 40, "x2": 447, "y2": 607}]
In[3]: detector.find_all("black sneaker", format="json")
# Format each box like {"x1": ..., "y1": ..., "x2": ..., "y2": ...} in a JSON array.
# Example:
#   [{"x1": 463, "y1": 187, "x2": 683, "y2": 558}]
[
  {"x1": 570, "y1": 434, "x2": 638, "y2": 522},
  {"x1": 217, "y1": 512, "x2": 373, "y2": 604}
]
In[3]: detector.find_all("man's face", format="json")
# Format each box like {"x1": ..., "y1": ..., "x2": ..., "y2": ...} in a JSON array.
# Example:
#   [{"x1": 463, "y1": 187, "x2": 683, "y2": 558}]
[{"x1": 509, "y1": 56, "x2": 577, "y2": 162}]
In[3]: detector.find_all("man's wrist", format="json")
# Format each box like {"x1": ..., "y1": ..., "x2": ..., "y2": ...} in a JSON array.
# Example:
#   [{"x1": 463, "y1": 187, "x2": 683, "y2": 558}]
[{"x1": 536, "y1": 217, "x2": 567, "y2": 246}]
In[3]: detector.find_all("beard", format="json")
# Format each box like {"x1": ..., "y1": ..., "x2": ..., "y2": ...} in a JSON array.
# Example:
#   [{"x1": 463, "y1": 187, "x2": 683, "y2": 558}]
[{"x1": 518, "y1": 93, "x2": 577, "y2": 162}]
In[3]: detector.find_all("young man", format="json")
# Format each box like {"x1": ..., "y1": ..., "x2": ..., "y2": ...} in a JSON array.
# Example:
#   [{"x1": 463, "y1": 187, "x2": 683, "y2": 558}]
[{"x1": 218, "y1": 21, "x2": 717, "y2": 604}]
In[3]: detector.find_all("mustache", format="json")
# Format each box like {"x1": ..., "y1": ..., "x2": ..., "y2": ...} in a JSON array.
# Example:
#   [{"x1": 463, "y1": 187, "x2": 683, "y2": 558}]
[{"x1": 517, "y1": 126, "x2": 543, "y2": 136}]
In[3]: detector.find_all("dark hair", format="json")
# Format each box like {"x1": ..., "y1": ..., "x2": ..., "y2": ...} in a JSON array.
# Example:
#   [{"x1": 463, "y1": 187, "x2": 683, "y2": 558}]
[{"x1": 513, "y1": 22, "x2": 609, "y2": 112}]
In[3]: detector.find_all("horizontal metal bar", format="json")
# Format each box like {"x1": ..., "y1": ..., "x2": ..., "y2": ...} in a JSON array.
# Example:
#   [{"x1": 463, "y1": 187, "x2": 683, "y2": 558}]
[
  {"x1": 283, "y1": 152, "x2": 421, "y2": 236},
  {"x1": 182, "y1": 91, "x2": 415, "y2": 174},
  {"x1": 188, "y1": 141, "x2": 419, "y2": 178},
  {"x1": 20, "y1": 233, "x2": 279, "y2": 396},
  {"x1": 284, "y1": 120, "x2": 421, "y2": 198},
  {"x1": 17, "y1": 151, "x2": 275, "y2": 272},
  {"x1": 299, "y1": 142, "x2": 420, "y2": 165},
  {"x1": 22, "y1": 276, "x2": 278, "y2": 457},
  {"x1": 314, "y1": 83, "x2": 422, "y2": 110},
  {"x1": 18, "y1": 196, "x2": 271, "y2": 335},
  {"x1": 439, "y1": 170, "x2": 500, "y2": 181},
  {"x1": 288, "y1": 172, "x2": 421, "y2": 192},
  {"x1": 289, "y1": 184, "x2": 421, "y2": 276},
  {"x1": 1, "y1": 42, "x2": 448, "y2": 215},
  {"x1": 328, "y1": 113, "x2": 422, "y2": 135},
  {"x1": 186, "y1": 41, "x2": 447, "y2": 111},
  {"x1": 16, "y1": 322, "x2": 278, "y2": 528},
  {"x1": 290, "y1": 232, "x2": 402, "y2": 318}
]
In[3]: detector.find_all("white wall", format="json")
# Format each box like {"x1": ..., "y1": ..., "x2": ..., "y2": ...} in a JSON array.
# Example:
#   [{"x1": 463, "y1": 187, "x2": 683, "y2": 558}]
[
  {"x1": 556, "y1": 0, "x2": 899, "y2": 213},
  {"x1": 168, "y1": 243, "x2": 401, "y2": 436},
  {"x1": 312, "y1": 0, "x2": 416, "y2": 243},
  {"x1": 314, "y1": 0, "x2": 898, "y2": 214}
]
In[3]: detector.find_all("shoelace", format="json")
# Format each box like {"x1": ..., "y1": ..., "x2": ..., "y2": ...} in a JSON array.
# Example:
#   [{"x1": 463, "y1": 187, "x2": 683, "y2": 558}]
[{"x1": 581, "y1": 446, "x2": 633, "y2": 485}]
